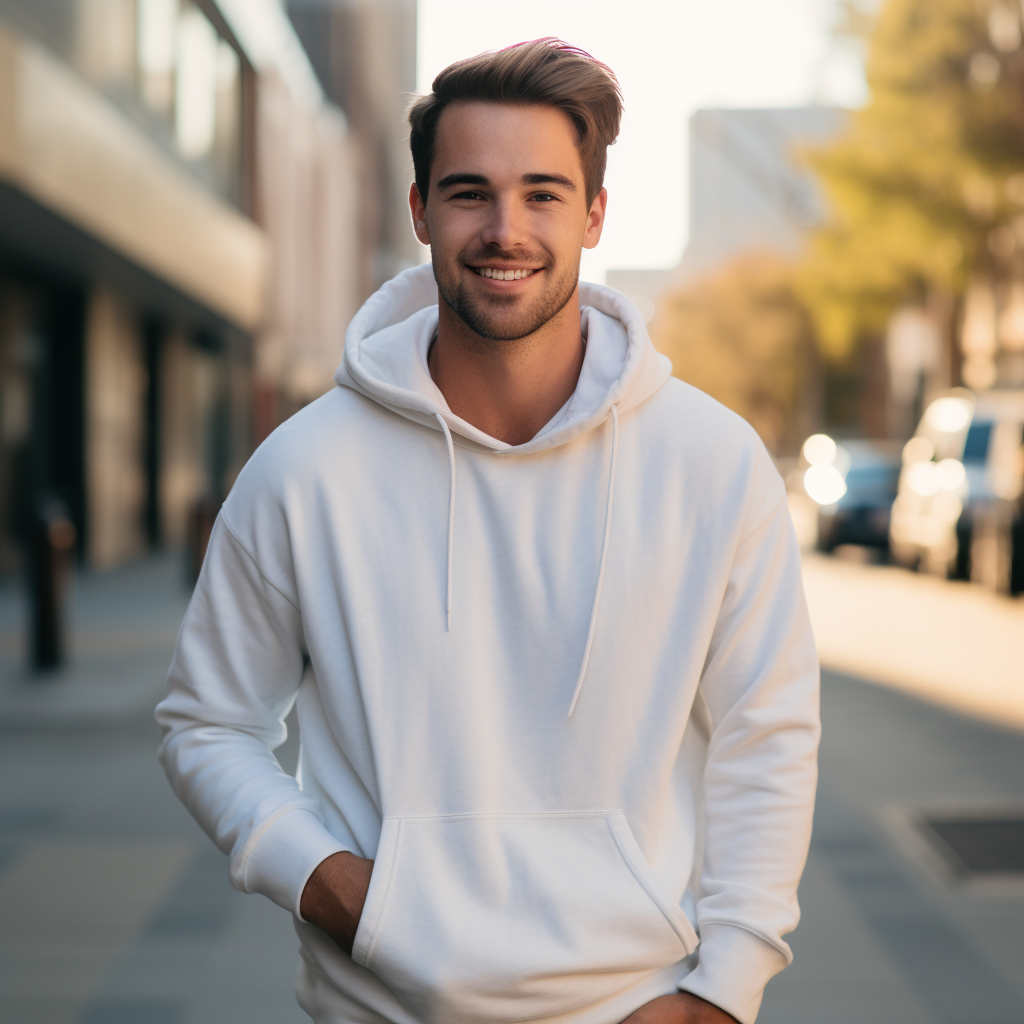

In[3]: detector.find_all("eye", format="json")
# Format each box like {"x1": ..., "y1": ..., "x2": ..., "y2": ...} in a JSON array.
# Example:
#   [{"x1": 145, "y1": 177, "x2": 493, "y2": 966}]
[
  {"x1": 529, "y1": 192, "x2": 558, "y2": 202},
  {"x1": 451, "y1": 191, "x2": 486, "y2": 201}
]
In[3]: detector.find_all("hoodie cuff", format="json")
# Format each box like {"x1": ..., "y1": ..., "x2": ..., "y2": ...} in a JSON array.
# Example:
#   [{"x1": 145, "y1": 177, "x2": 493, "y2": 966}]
[
  {"x1": 678, "y1": 923, "x2": 789, "y2": 1024},
  {"x1": 240, "y1": 807, "x2": 349, "y2": 918}
]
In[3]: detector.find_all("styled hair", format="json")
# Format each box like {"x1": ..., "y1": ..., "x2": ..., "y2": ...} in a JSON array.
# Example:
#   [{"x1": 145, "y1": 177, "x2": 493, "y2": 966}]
[{"x1": 408, "y1": 38, "x2": 622, "y2": 206}]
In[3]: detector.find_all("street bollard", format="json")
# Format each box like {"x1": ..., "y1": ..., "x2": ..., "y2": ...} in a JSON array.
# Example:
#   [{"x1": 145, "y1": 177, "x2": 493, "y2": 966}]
[
  {"x1": 186, "y1": 495, "x2": 221, "y2": 586},
  {"x1": 30, "y1": 499, "x2": 77, "y2": 671}
]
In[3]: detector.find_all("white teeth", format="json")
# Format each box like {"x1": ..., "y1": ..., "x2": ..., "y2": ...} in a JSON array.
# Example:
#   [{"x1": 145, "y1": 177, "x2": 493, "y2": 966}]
[{"x1": 476, "y1": 267, "x2": 535, "y2": 280}]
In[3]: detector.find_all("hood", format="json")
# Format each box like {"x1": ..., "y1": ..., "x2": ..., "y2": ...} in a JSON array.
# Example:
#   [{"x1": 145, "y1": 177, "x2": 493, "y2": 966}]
[
  {"x1": 334, "y1": 262, "x2": 673, "y2": 715},
  {"x1": 335, "y1": 262, "x2": 672, "y2": 453}
]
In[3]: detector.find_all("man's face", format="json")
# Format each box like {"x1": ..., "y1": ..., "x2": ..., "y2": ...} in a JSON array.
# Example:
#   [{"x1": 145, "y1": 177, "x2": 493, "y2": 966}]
[{"x1": 410, "y1": 102, "x2": 607, "y2": 342}]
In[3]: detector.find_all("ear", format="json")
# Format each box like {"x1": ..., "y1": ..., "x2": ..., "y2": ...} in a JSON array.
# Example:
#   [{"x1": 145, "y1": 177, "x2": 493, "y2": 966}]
[
  {"x1": 582, "y1": 187, "x2": 608, "y2": 250},
  {"x1": 409, "y1": 183, "x2": 431, "y2": 246}
]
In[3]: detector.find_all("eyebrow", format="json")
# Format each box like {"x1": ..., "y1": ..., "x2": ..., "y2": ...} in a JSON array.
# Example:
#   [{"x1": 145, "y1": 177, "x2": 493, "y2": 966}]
[
  {"x1": 522, "y1": 173, "x2": 577, "y2": 192},
  {"x1": 435, "y1": 173, "x2": 489, "y2": 191},
  {"x1": 435, "y1": 172, "x2": 578, "y2": 193}
]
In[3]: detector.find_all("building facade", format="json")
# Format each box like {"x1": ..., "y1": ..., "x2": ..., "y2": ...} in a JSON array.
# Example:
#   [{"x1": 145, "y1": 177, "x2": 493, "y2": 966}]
[{"x1": 0, "y1": 0, "x2": 415, "y2": 576}]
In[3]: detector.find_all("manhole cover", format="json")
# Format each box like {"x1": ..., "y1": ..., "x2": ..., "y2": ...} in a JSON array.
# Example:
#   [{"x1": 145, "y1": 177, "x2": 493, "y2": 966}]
[{"x1": 919, "y1": 817, "x2": 1024, "y2": 877}]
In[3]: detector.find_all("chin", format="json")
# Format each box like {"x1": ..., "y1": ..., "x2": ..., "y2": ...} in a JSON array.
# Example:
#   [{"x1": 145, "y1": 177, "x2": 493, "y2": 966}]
[{"x1": 458, "y1": 297, "x2": 556, "y2": 342}]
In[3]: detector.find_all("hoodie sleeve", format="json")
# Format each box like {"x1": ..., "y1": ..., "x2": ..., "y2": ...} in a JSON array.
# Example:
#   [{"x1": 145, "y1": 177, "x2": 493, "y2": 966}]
[
  {"x1": 155, "y1": 513, "x2": 348, "y2": 918},
  {"x1": 678, "y1": 454, "x2": 820, "y2": 1024}
]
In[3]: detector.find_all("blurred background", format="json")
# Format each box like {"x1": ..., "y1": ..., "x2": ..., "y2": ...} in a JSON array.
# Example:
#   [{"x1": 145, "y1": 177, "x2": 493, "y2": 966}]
[{"x1": 0, "y1": 1, "x2": 1022, "y2": 1022}]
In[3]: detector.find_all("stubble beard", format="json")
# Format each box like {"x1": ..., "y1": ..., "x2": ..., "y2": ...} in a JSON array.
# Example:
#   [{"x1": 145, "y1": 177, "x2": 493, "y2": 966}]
[{"x1": 432, "y1": 248, "x2": 580, "y2": 343}]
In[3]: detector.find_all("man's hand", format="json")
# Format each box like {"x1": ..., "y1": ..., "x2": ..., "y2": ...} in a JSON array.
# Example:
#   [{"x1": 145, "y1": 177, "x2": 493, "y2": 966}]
[
  {"x1": 621, "y1": 992, "x2": 739, "y2": 1024},
  {"x1": 299, "y1": 851, "x2": 374, "y2": 955}
]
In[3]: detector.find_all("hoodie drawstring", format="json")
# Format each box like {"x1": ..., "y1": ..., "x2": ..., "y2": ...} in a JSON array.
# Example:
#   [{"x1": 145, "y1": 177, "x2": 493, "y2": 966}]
[
  {"x1": 435, "y1": 403, "x2": 620, "y2": 712},
  {"x1": 436, "y1": 413, "x2": 456, "y2": 631},
  {"x1": 567, "y1": 403, "x2": 619, "y2": 717}
]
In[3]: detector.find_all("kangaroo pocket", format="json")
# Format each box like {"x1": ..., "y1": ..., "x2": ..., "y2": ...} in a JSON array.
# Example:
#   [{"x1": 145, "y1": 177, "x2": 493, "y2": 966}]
[{"x1": 350, "y1": 810, "x2": 698, "y2": 1024}]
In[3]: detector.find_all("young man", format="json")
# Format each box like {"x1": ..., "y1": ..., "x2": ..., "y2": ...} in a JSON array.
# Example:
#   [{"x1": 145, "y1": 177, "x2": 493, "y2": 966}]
[{"x1": 157, "y1": 40, "x2": 819, "y2": 1024}]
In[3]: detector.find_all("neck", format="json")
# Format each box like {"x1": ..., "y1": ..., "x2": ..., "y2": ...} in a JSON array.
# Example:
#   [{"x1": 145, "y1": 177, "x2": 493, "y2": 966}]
[{"x1": 428, "y1": 288, "x2": 585, "y2": 446}]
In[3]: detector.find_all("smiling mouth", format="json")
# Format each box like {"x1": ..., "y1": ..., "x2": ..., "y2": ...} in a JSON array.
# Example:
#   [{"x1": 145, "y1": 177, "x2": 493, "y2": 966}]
[{"x1": 471, "y1": 266, "x2": 540, "y2": 281}]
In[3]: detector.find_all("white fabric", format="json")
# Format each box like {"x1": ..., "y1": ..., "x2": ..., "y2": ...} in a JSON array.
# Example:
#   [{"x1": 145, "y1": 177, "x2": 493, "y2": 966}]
[{"x1": 157, "y1": 263, "x2": 820, "y2": 1024}]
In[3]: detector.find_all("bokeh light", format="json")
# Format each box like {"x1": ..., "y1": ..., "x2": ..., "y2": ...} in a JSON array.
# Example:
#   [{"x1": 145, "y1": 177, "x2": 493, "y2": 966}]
[
  {"x1": 924, "y1": 396, "x2": 972, "y2": 433},
  {"x1": 936, "y1": 458, "x2": 967, "y2": 491},
  {"x1": 802, "y1": 433, "x2": 838, "y2": 467},
  {"x1": 902, "y1": 436, "x2": 935, "y2": 464},
  {"x1": 804, "y1": 463, "x2": 847, "y2": 505},
  {"x1": 906, "y1": 460, "x2": 940, "y2": 497}
]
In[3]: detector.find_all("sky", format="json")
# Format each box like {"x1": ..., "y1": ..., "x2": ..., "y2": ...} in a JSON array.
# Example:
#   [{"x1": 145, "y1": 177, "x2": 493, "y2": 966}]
[{"x1": 417, "y1": 0, "x2": 868, "y2": 283}]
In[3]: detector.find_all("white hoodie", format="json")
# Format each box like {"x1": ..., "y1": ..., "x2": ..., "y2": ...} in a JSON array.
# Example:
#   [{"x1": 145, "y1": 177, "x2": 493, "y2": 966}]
[{"x1": 157, "y1": 264, "x2": 819, "y2": 1024}]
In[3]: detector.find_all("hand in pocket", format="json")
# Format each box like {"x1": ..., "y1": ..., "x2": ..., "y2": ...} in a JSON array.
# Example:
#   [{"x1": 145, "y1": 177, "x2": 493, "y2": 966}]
[{"x1": 300, "y1": 850, "x2": 374, "y2": 954}]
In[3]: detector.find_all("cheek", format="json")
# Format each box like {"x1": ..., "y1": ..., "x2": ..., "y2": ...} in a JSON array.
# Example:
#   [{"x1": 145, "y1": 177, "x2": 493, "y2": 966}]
[
  {"x1": 536, "y1": 212, "x2": 588, "y2": 253},
  {"x1": 427, "y1": 211, "x2": 478, "y2": 254}
]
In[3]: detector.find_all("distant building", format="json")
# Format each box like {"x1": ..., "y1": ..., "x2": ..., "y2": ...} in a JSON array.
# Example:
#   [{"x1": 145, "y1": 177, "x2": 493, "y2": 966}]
[
  {"x1": 286, "y1": 0, "x2": 421, "y2": 296},
  {"x1": 607, "y1": 106, "x2": 846, "y2": 319},
  {"x1": 0, "y1": 0, "x2": 415, "y2": 575},
  {"x1": 681, "y1": 107, "x2": 846, "y2": 280}
]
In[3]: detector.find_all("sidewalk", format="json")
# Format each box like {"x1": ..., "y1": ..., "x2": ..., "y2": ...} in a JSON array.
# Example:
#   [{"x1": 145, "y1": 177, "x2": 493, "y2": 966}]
[
  {"x1": 802, "y1": 553, "x2": 1024, "y2": 731},
  {"x1": 760, "y1": 669, "x2": 1024, "y2": 1024},
  {"x1": 0, "y1": 555, "x2": 190, "y2": 729},
  {"x1": 0, "y1": 555, "x2": 305, "y2": 1024}
]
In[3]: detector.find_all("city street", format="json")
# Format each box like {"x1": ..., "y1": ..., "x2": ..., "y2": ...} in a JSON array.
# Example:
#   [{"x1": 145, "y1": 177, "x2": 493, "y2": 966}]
[
  {"x1": 1, "y1": 554, "x2": 1022, "y2": 1024},
  {"x1": 2, "y1": 2, "x2": 1021, "y2": 1022}
]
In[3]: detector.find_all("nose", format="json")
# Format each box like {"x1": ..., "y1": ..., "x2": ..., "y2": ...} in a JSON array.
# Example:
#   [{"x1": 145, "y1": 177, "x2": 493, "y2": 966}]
[{"x1": 479, "y1": 195, "x2": 527, "y2": 251}]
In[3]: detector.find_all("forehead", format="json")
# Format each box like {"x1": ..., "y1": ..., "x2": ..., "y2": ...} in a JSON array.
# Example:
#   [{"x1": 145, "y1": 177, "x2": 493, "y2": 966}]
[{"x1": 432, "y1": 102, "x2": 584, "y2": 186}]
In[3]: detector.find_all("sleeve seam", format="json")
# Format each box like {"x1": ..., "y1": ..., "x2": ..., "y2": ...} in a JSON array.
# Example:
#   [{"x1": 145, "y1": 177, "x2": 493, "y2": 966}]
[
  {"x1": 219, "y1": 513, "x2": 301, "y2": 614},
  {"x1": 735, "y1": 492, "x2": 786, "y2": 554}
]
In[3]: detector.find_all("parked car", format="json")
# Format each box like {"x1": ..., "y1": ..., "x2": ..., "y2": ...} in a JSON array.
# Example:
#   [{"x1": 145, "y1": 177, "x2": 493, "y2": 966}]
[
  {"x1": 796, "y1": 435, "x2": 901, "y2": 553},
  {"x1": 814, "y1": 441, "x2": 901, "y2": 552},
  {"x1": 890, "y1": 388, "x2": 1024, "y2": 594}
]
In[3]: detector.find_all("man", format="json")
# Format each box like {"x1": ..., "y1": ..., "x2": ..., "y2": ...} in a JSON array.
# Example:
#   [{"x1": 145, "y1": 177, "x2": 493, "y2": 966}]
[{"x1": 157, "y1": 39, "x2": 819, "y2": 1024}]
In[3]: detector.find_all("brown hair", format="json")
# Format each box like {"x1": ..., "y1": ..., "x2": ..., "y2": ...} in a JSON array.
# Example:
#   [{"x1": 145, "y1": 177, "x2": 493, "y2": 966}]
[{"x1": 408, "y1": 38, "x2": 623, "y2": 206}]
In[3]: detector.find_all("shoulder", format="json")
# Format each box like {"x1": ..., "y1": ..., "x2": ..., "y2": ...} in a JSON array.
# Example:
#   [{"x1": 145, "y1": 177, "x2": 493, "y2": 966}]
[
  {"x1": 229, "y1": 386, "x2": 381, "y2": 494},
  {"x1": 638, "y1": 376, "x2": 769, "y2": 468},
  {"x1": 638, "y1": 377, "x2": 786, "y2": 535},
  {"x1": 220, "y1": 386, "x2": 378, "y2": 549},
  {"x1": 650, "y1": 376, "x2": 761, "y2": 444}
]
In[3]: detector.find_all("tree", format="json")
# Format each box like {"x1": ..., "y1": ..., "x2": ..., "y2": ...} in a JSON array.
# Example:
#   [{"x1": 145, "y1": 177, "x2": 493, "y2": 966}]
[
  {"x1": 652, "y1": 254, "x2": 821, "y2": 455},
  {"x1": 800, "y1": 0, "x2": 1024, "y2": 361}
]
